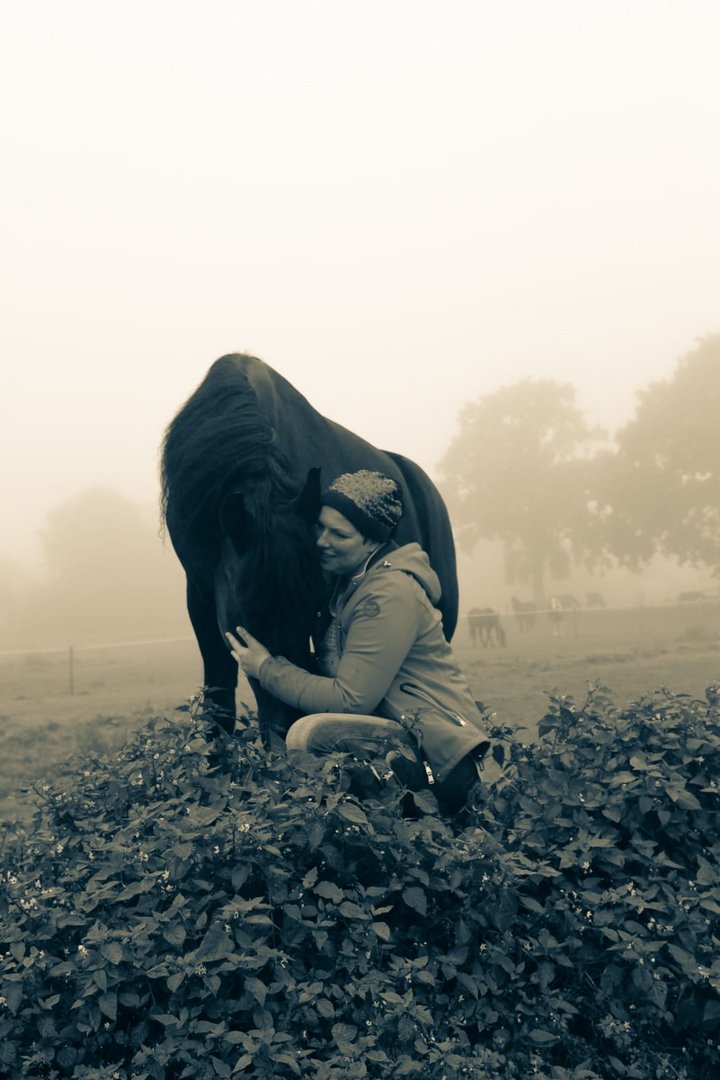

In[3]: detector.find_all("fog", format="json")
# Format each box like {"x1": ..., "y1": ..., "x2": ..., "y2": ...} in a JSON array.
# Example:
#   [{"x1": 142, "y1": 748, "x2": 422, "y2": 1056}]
[{"x1": 2, "y1": 1, "x2": 719, "y2": 628}]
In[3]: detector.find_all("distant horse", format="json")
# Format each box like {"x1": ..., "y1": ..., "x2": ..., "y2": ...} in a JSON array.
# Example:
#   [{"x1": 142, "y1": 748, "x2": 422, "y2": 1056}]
[
  {"x1": 468, "y1": 607, "x2": 506, "y2": 648},
  {"x1": 510, "y1": 595, "x2": 536, "y2": 631},
  {"x1": 161, "y1": 353, "x2": 459, "y2": 744},
  {"x1": 586, "y1": 591, "x2": 605, "y2": 608}
]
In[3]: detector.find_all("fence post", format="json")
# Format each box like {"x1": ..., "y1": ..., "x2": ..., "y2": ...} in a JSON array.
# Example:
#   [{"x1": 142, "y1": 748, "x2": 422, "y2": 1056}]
[{"x1": 69, "y1": 645, "x2": 74, "y2": 694}]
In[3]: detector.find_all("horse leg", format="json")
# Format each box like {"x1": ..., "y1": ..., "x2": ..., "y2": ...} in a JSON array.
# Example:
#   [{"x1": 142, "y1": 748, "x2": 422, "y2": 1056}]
[
  {"x1": 186, "y1": 579, "x2": 238, "y2": 734},
  {"x1": 248, "y1": 680, "x2": 301, "y2": 751}
]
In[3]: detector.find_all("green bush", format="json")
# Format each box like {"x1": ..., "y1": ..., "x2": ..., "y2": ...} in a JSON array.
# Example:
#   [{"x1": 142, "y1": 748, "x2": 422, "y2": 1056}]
[{"x1": 1, "y1": 684, "x2": 719, "y2": 1079}]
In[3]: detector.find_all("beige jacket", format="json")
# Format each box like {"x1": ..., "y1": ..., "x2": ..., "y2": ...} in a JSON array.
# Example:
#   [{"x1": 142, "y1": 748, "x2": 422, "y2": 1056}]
[{"x1": 258, "y1": 543, "x2": 489, "y2": 782}]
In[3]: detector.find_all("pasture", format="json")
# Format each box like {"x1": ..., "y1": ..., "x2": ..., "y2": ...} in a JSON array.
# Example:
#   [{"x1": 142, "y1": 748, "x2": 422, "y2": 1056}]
[{"x1": 1, "y1": 599, "x2": 718, "y2": 823}]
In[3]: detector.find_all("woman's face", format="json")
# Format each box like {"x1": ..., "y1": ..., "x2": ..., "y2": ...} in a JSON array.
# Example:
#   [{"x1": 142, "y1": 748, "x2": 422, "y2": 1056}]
[{"x1": 316, "y1": 505, "x2": 378, "y2": 577}]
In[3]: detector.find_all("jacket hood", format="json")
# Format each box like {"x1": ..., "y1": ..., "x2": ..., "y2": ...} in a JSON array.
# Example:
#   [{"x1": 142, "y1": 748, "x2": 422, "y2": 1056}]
[{"x1": 369, "y1": 542, "x2": 442, "y2": 605}]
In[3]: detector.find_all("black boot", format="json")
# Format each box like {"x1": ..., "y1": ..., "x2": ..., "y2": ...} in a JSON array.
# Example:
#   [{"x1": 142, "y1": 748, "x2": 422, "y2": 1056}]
[
  {"x1": 386, "y1": 748, "x2": 429, "y2": 792},
  {"x1": 434, "y1": 751, "x2": 484, "y2": 814}
]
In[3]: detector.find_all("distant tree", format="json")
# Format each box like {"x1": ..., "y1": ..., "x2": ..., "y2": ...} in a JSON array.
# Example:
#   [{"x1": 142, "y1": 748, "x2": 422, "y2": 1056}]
[
  {"x1": 22, "y1": 488, "x2": 186, "y2": 638},
  {"x1": 597, "y1": 334, "x2": 720, "y2": 575},
  {"x1": 42, "y1": 489, "x2": 153, "y2": 588},
  {"x1": 438, "y1": 379, "x2": 605, "y2": 606}
]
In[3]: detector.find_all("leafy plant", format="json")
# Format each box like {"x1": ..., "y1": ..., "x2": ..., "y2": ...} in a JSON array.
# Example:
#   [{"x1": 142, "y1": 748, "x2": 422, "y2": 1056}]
[{"x1": 1, "y1": 685, "x2": 719, "y2": 1078}]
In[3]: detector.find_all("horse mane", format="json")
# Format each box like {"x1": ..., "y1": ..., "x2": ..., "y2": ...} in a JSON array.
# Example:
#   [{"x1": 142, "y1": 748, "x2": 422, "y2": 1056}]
[{"x1": 160, "y1": 355, "x2": 294, "y2": 558}]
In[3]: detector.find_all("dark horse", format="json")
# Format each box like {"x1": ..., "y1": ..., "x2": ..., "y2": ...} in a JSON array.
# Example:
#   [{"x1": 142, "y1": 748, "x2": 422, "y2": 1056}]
[
  {"x1": 468, "y1": 607, "x2": 506, "y2": 648},
  {"x1": 161, "y1": 354, "x2": 459, "y2": 745}
]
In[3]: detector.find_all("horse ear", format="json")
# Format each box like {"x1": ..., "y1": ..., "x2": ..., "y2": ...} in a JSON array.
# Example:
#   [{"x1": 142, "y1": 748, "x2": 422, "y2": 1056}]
[
  {"x1": 221, "y1": 492, "x2": 249, "y2": 543},
  {"x1": 295, "y1": 467, "x2": 322, "y2": 522}
]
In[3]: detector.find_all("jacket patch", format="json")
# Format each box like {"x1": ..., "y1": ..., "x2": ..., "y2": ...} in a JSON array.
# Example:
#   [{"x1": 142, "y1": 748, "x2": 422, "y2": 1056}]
[{"x1": 359, "y1": 598, "x2": 381, "y2": 618}]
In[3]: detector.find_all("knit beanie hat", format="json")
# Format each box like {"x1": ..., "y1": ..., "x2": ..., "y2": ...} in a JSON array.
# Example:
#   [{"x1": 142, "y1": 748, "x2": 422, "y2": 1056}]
[{"x1": 321, "y1": 470, "x2": 404, "y2": 541}]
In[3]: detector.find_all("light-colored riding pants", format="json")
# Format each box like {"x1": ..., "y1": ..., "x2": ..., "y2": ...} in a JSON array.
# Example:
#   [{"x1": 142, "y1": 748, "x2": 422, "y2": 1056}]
[{"x1": 285, "y1": 712, "x2": 417, "y2": 760}]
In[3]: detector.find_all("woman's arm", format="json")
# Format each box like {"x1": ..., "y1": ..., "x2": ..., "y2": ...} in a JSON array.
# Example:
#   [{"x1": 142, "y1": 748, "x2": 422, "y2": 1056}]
[{"x1": 230, "y1": 576, "x2": 420, "y2": 715}]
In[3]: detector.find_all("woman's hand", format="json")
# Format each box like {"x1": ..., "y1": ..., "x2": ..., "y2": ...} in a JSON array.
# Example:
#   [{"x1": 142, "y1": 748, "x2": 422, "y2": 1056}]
[{"x1": 225, "y1": 626, "x2": 272, "y2": 680}]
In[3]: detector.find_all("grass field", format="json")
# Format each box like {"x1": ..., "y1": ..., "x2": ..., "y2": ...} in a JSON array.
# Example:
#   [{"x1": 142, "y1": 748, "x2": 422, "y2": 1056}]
[{"x1": 1, "y1": 602, "x2": 719, "y2": 822}]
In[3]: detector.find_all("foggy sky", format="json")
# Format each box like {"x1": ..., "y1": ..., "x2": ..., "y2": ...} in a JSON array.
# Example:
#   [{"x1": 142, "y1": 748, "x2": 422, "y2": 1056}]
[{"x1": 2, "y1": 0, "x2": 719, "y2": 565}]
